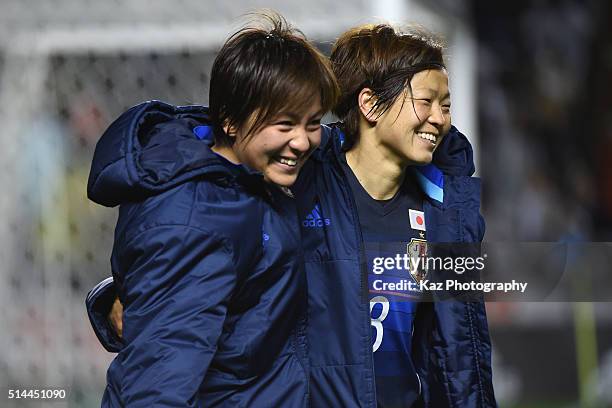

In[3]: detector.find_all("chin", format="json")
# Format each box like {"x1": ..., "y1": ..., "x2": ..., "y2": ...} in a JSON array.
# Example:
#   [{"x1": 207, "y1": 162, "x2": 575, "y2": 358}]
[
  {"x1": 408, "y1": 154, "x2": 434, "y2": 166},
  {"x1": 266, "y1": 173, "x2": 298, "y2": 188}
]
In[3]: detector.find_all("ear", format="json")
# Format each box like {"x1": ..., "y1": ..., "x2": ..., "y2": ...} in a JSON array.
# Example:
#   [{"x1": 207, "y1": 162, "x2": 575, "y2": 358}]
[{"x1": 357, "y1": 88, "x2": 378, "y2": 123}]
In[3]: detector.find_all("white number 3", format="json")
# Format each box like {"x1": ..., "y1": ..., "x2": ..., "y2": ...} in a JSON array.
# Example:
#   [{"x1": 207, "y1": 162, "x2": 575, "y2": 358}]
[{"x1": 370, "y1": 295, "x2": 389, "y2": 352}]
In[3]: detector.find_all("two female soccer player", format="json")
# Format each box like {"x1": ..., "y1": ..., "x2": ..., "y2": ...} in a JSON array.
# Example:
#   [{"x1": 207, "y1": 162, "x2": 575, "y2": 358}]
[{"x1": 87, "y1": 13, "x2": 495, "y2": 407}]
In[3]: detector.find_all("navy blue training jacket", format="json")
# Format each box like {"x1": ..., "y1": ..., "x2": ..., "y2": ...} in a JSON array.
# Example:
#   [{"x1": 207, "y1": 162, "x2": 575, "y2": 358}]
[
  {"x1": 88, "y1": 102, "x2": 496, "y2": 407},
  {"x1": 87, "y1": 101, "x2": 309, "y2": 407},
  {"x1": 291, "y1": 124, "x2": 496, "y2": 407}
]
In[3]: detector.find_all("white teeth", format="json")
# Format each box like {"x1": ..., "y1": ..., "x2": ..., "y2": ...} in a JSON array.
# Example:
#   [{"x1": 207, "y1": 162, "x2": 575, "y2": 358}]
[
  {"x1": 416, "y1": 132, "x2": 437, "y2": 144},
  {"x1": 278, "y1": 158, "x2": 297, "y2": 166}
]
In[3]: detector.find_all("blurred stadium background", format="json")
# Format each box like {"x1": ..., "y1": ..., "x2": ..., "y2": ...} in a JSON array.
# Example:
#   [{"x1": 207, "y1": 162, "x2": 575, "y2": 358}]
[{"x1": 1, "y1": 0, "x2": 611, "y2": 406}]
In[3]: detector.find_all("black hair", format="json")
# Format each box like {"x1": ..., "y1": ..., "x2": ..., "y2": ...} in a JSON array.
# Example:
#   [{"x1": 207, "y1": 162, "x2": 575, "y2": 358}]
[
  {"x1": 209, "y1": 11, "x2": 339, "y2": 146},
  {"x1": 331, "y1": 24, "x2": 446, "y2": 150}
]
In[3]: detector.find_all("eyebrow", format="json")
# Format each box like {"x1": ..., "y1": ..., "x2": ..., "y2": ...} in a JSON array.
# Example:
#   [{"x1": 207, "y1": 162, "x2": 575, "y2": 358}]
[
  {"x1": 309, "y1": 110, "x2": 325, "y2": 119},
  {"x1": 276, "y1": 110, "x2": 324, "y2": 121},
  {"x1": 412, "y1": 89, "x2": 451, "y2": 100}
]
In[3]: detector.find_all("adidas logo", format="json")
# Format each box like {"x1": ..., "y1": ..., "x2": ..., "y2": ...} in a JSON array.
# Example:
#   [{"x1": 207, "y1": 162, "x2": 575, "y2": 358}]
[{"x1": 302, "y1": 204, "x2": 331, "y2": 228}]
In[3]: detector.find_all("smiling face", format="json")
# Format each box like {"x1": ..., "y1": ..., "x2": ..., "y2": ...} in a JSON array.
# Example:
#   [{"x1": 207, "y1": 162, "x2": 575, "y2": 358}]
[
  {"x1": 373, "y1": 69, "x2": 451, "y2": 165},
  {"x1": 227, "y1": 97, "x2": 323, "y2": 187}
]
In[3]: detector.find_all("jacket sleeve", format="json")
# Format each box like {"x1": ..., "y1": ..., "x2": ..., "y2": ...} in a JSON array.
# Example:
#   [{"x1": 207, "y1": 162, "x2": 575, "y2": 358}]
[
  {"x1": 86, "y1": 277, "x2": 123, "y2": 352},
  {"x1": 110, "y1": 224, "x2": 238, "y2": 407}
]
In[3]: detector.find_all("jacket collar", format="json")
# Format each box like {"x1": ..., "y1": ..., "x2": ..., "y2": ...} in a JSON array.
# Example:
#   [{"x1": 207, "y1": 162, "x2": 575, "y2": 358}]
[{"x1": 325, "y1": 124, "x2": 445, "y2": 205}]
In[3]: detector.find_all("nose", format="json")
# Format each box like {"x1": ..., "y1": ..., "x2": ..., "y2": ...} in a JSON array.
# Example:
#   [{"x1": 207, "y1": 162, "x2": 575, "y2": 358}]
[
  {"x1": 428, "y1": 104, "x2": 446, "y2": 127},
  {"x1": 288, "y1": 127, "x2": 311, "y2": 154}
]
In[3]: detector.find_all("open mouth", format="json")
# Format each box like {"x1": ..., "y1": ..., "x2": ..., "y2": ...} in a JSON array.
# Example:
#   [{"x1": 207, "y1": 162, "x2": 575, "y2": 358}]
[
  {"x1": 277, "y1": 157, "x2": 297, "y2": 167},
  {"x1": 273, "y1": 156, "x2": 300, "y2": 171},
  {"x1": 416, "y1": 131, "x2": 437, "y2": 146}
]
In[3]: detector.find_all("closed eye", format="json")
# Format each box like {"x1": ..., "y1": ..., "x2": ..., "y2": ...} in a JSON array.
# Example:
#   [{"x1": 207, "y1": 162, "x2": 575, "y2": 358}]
[
  {"x1": 274, "y1": 120, "x2": 295, "y2": 131},
  {"x1": 307, "y1": 118, "x2": 322, "y2": 131},
  {"x1": 275, "y1": 121, "x2": 294, "y2": 126}
]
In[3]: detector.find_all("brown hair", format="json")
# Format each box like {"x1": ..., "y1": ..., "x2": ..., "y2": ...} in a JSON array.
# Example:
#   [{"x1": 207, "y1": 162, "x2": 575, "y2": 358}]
[
  {"x1": 209, "y1": 11, "x2": 339, "y2": 146},
  {"x1": 331, "y1": 24, "x2": 446, "y2": 150}
]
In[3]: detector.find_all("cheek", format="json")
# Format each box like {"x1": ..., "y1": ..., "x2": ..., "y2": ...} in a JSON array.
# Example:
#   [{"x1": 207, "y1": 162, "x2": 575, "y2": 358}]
[
  {"x1": 254, "y1": 139, "x2": 270, "y2": 155},
  {"x1": 443, "y1": 119, "x2": 452, "y2": 134},
  {"x1": 411, "y1": 104, "x2": 430, "y2": 123},
  {"x1": 310, "y1": 131, "x2": 322, "y2": 149},
  {"x1": 241, "y1": 142, "x2": 268, "y2": 167}
]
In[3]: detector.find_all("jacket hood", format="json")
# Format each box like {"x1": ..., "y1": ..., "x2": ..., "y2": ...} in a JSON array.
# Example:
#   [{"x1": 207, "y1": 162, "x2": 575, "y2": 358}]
[{"x1": 88, "y1": 100, "x2": 242, "y2": 207}]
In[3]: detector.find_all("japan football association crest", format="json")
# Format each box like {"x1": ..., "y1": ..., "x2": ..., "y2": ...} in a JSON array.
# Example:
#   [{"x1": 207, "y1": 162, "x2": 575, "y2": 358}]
[{"x1": 407, "y1": 238, "x2": 428, "y2": 283}]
